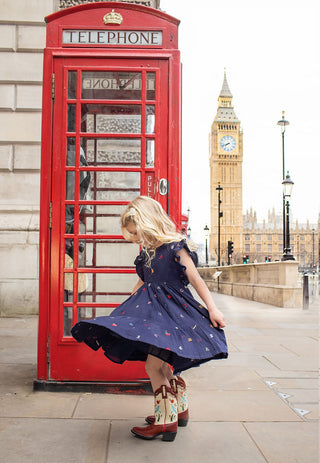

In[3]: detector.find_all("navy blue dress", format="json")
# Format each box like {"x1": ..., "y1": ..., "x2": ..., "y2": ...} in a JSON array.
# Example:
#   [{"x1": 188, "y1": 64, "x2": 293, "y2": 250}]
[{"x1": 71, "y1": 240, "x2": 228, "y2": 374}]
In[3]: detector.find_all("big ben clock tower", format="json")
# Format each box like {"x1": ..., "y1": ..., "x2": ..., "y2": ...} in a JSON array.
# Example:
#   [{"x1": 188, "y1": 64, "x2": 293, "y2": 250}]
[{"x1": 209, "y1": 70, "x2": 243, "y2": 264}]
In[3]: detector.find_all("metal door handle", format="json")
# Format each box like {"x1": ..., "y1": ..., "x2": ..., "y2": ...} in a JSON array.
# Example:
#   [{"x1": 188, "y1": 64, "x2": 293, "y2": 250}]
[{"x1": 159, "y1": 178, "x2": 168, "y2": 195}]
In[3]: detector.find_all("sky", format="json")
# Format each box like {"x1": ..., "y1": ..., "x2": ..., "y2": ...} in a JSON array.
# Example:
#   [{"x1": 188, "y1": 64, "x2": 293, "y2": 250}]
[{"x1": 160, "y1": 0, "x2": 320, "y2": 243}]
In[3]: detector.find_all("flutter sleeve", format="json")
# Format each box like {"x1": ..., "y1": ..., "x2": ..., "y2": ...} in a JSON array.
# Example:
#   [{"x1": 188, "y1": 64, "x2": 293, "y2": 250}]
[
  {"x1": 134, "y1": 249, "x2": 146, "y2": 281},
  {"x1": 171, "y1": 239, "x2": 198, "y2": 285}
]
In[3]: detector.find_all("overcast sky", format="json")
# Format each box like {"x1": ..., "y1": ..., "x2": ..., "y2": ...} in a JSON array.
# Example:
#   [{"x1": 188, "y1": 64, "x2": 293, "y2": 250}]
[{"x1": 160, "y1": 0, "x2": 320, "y2": 242}]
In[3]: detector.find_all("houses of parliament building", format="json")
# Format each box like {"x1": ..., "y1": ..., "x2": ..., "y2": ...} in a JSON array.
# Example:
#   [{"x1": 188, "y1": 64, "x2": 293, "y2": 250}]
[{"x1": 209, "y1": 71, "x2": 319, "y2": 270}]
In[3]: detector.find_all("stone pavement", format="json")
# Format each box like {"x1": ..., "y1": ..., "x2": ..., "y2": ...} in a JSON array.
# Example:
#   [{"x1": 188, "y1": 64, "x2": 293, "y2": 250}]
[{"x1": 0, "y1": 293, "x2": 319, "y2": 463}]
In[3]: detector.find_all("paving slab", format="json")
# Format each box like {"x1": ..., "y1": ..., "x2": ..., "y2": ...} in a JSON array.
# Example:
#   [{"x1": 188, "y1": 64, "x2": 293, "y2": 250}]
[
  {"x1": 0, "y1": 338, "x2": 37, "y2": 364},
  {"x1": 291, "y1": 403, "x2": 319, "y2": 421},
  {"x1": 187, "y1": 390, "x2": 301, "y2": 422},
  {"x1": 74, "y1": 393, "x2": 152, "y2": 420},
  {"x1": 244, "y1": 422, "x2": 319, "y2": 463},
  {"x1": 256, "y1": 370, "x2": 318, "y2": 379},
  {"x1": 230, "y1": 337, "x2": 293, "y2": 354},
  {"x1": 223, "y1": 340, "x2": 239, "y2": 352},
  {"x1": 213, "y1": 294, "x2": 278, "y2": 312},
  {"x1": 216, "y1": 351, "x2": 277, "y2": 369},
  {"x1": 275, "y1": 388, "x2": 319, "y2": 404},
  {"x1": 0, "y1": 363, "x2": 36, "y2": 393},
  {"x1": 259, "y1": 328, "x2": 319, "y2": 338},
  {"x1": 264, "y1": 353, "x2": 318, "y2": 372},
  {"x1": 262, "y1": 377, "x2": 318, "y2": 389},
  {"x1": 108, "y1": 420, "x2": 266, "y2": 463},
  {"x1": 183, "y1": 365, "x2": 270, "y2": 391},
  {"x1": 226, "y1": 326, "x2": 264, "y2": 337},
  {"x1": 278, "y1": 337, "x2": 318, "y2": 357},
  {"x1": 274, "y1": 321, "x2": 318, "y2": 329},
  {"x1": 0, "y1": 418, "x2": 109, "y2": 463},
  {"x1": 227, "y1": 318, "x2": 277, "y2": 329},
  {"x1": 0, "y1": 391, "x2": 80, "y2": 418}
]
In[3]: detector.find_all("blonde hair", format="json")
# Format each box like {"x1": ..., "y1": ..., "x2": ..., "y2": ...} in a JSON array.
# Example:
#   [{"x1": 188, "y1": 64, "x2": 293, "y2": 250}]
[{"x1": 121, "y1": 196, "x2": 188, "y2": 265}]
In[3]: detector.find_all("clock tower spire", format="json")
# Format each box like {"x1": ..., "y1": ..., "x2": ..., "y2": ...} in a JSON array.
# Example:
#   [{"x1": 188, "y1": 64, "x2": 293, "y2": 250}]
[
  {"x1": 216, "y1": 70, "x2": 239, "y2": 121},
  {"x1": 218, "y1": 69, "x2": 233, "y2": 102},
  {"x1": 209, "y1": 70, "x2": 243, "y2": 264}
]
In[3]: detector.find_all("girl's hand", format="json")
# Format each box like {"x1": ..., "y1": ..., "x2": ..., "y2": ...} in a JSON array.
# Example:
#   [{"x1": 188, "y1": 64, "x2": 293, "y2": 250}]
[
  {"x1": 177, "y1": 248, "x2": 227, "y2": 329},
  {"x1": 208, "y1": 308, "x2": 226, "y2": 329}
]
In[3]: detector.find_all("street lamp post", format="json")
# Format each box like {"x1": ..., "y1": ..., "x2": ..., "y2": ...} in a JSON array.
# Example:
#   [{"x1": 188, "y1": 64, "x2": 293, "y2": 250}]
[
  {"x1": 277, "y1": 111, "x2": 290, "y2": 259},
  {"x1": 216, "y1": 184, "x2": 223, "y2": 266},
  {"x1": 204, "y1": 225, "x2": 209, "y2": 266},
  {"x1": 312, "y1": 228, "x2": 315, "y2": 271},
  {"x1": 282, "y1": 172, "x2": 295, "y2": 261}
]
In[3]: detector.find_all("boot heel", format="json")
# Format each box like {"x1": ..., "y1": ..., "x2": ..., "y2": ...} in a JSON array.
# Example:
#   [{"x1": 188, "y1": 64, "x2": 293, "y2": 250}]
[
  {"x1": 162, "y1": 431, "x2": 177, "y2": 442},
  {"x1": 178, "y1": 418, "x2": 189, "y2": 427}
]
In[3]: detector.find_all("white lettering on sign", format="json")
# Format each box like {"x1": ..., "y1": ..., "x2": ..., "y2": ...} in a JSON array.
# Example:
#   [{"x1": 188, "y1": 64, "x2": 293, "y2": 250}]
[
  {"x1": 62, "y1": 30, "x2": 163, "y2": 46},
  {"x1": 146, "y1": 173, "x2": 155, "y2": 197}
]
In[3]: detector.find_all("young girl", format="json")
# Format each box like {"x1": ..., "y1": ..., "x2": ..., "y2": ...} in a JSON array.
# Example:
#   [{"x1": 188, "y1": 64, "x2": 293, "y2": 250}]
[{"x1": 71, "y1": 196, "x2": 228, "y2": 442}]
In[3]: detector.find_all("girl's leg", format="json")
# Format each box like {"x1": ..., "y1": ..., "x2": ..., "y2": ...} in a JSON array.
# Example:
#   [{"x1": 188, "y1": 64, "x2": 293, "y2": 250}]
[
  {"x1": 132, "y1": 355, "x2": 178, "y2": 441},
  {"x1": 145, "y1": 355, "x2": 170, "y2": 392},
  {"x1": 161, "y1": 362, "x2": 176, "y2": 383},
  {"x1": 144, "y1": 359, "x2": 188, "y2": 428}
]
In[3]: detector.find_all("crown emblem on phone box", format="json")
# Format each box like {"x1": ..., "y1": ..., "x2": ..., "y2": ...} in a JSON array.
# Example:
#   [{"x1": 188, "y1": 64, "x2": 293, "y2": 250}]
[{"x1": 103, "y1": 10, "x2": 123, "y2": 25}]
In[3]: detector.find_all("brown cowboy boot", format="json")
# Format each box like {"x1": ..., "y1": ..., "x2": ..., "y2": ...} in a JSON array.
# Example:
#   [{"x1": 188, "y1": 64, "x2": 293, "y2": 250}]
[
  {"x1": 145, "y1": 376, "x2": 189, "y2": 427},
  {"x1": 131, "y1": 385, "x2": 178, "y2": 441}
]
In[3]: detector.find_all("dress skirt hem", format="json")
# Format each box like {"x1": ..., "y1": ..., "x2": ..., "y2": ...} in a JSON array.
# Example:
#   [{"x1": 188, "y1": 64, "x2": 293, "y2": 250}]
[{"x1": 72, "y1": 321, "x2": 228, "y2": 375}]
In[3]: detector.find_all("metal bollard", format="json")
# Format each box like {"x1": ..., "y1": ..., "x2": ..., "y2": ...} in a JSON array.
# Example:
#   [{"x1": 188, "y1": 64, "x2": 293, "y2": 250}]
[{"x1": 303, "y1": 274, "x2": 309, "y2": 310}]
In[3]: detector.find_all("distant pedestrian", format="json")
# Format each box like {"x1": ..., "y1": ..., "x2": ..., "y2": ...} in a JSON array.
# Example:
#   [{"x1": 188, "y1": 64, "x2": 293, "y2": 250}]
[{"x1": 71, "y1": 196, "x2": 228, "y2": 441}]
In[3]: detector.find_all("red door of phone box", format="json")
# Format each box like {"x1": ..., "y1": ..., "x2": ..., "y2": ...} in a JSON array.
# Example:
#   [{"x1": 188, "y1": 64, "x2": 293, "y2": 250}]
[{"x1": 35, "y1": 2, "x2": 182, "y2": 392}]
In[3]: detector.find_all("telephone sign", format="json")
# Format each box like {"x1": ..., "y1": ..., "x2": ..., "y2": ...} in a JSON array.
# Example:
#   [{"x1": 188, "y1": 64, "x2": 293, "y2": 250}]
[{"x1": 62, "y1": 29, "x2": 163, "y2": 46}]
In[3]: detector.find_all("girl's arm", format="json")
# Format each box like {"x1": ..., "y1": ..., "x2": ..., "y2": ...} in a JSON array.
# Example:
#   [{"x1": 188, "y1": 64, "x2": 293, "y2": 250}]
[
  {"x1": 177, "y1": 249, "x2": 226, "y2": 328},
  {"x1": 131, "y1": 277, "x2": 144, "y2": 294}
]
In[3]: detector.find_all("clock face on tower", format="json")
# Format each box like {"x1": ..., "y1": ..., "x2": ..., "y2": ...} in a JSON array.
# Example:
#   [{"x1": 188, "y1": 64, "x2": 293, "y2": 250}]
[{"x1": 220, "y1": 135, "x2": 236, "y2": 152}]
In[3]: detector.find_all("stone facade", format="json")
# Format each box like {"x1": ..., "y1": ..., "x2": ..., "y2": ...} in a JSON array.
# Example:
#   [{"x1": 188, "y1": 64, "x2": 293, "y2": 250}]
[
  {"x1": 244, "y1": 208, "x2": 320, "y2": 269},
  {"x1": 0, "y1": 0, "x2": 161, "y2": 316},
  {"x1": 0, "y1": 0, "x2": 55, "y2": 316}
]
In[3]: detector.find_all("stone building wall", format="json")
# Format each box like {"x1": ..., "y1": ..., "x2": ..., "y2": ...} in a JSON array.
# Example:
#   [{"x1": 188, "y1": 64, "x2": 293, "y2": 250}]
[{"x1": 0, "y1": 0, "x2": 56, "y2": 316}]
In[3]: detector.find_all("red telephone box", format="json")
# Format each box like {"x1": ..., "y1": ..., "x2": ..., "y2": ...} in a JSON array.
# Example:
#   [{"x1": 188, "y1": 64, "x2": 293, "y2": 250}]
[{"x1": 36, "y1": 2, "x2": 181, "y2": 390}]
